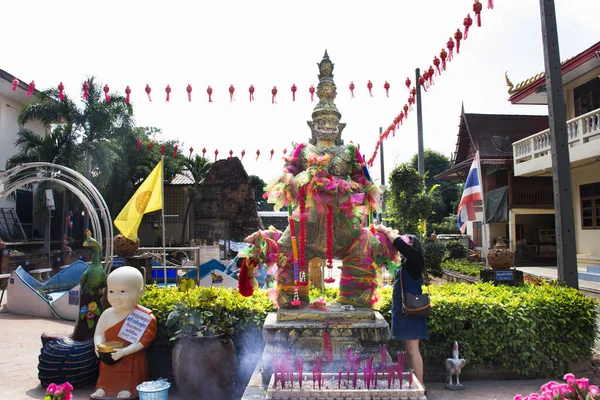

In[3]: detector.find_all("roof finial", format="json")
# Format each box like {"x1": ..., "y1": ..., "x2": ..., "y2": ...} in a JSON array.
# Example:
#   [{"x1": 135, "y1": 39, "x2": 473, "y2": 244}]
[{"x1": 324, "y1": 49, "x2": 329, "y2": 59}]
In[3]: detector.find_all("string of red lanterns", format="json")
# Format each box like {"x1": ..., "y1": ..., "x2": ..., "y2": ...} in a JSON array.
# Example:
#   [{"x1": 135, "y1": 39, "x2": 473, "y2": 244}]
[
  {"x1": 366, "y1": 0, "x2": 495, "y2": 167},
  {"x1": 11, "y1": 79, "x2": 431, "y2": 103}
]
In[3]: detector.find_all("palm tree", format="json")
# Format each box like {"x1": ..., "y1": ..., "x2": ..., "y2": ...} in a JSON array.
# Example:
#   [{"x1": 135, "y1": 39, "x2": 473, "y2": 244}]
[
  {"x1": 180, "y1": 155, "x2": 212, "y2": 243},
  {"x1": 17, "y1": 78, "x2": 134, "y2": 231}
]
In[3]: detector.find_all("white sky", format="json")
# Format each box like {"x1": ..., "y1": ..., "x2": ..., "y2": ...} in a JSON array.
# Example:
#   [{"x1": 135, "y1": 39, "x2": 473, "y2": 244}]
[{"x1": 3, "y1": 0, "x2": 600, "y2": 184}]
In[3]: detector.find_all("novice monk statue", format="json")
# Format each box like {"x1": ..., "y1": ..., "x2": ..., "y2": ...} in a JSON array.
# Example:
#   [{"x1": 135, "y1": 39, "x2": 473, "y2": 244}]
[{"x1": 91, "y1": 266, "x2": 157, "y2": 399}]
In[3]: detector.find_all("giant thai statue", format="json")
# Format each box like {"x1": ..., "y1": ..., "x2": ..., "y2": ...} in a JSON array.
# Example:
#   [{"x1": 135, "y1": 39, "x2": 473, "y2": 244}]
[{"x1": 244, "y1": 51, "x2": 396, "y2": 308}]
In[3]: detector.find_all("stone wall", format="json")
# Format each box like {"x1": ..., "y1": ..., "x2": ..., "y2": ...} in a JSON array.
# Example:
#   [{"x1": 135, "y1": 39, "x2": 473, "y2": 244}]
[{"x1": 193, "y1": 157, "x2": 262, "y2": 242}]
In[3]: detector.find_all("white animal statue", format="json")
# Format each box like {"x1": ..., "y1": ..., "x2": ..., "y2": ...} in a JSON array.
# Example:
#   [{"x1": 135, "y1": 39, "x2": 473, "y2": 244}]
[{"x1": 445, "y1": 341, "x2": 467, "y2": 388}]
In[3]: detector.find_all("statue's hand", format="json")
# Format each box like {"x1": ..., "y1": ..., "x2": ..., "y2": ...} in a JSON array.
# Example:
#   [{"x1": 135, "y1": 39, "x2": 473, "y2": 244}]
[{"x1": 111, "y1": 348, "x2": 127, "y2": 361}]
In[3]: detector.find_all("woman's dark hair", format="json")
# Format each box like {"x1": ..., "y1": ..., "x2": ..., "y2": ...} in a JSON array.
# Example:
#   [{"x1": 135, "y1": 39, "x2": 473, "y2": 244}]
[{"x1": 407, "y1": 234, "x2": 423, "y2": 256}]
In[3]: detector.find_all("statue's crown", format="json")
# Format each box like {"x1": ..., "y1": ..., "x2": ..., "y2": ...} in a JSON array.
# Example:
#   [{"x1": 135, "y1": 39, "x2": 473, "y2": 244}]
[{"x1": 311, "y1": 50, "x2": 341, "y2": 121}]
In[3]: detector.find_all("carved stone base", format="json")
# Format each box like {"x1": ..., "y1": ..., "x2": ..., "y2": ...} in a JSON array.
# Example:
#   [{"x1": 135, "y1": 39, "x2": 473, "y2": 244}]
[{"x1": 261, "y1": 304, "x2": 392, "y2": 381}]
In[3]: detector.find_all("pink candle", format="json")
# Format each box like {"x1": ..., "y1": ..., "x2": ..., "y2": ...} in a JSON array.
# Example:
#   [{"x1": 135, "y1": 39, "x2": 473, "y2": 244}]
[
  {"x1": 387, "y1": 366, "x2": 392, "y2": 389},
  {"x1": 374, "y1": 367, "x2": 378, "y2": 388}
]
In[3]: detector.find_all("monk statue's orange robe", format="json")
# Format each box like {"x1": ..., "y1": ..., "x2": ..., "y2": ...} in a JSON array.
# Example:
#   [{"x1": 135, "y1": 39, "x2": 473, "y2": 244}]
[{"x1": 95, "y1": 305, "x2": 157, "y2": 398}]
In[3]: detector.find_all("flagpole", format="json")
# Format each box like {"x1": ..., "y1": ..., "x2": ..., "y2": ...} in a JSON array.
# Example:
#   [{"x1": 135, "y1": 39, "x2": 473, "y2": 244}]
[
  {"x1": 475, "y1": 151, "x2": 489, "y2": 267},
  {"x1": 161, "y1": 156, "x2": 167, "y2": 286}
]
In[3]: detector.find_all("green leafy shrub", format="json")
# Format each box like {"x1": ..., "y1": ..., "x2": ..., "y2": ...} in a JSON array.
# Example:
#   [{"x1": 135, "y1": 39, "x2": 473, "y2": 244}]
[
  {"x1": 309, "y1": 286, "x2": 340, "y2": 303},
  {"x1": 426, "y1": 282, "x2": 596, "y2": 376},
  {"x1": 423, "y1": 239, "x2": 445, "y2": 277},
  {"x1": 442, "y1": 259, "x2": 484, "y2": 277},
  {"x1": 444, "y1": 240, "x2": 468, "y2": 260},
  {"x1": 140, "y1": 285, "x2": 274, "y2": 347}
]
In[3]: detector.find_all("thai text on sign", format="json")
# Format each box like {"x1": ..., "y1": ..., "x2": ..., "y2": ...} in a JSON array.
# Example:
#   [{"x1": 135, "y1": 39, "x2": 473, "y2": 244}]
[{"x1": 118, "y1": 308, "x2": 152, "y2": 343}]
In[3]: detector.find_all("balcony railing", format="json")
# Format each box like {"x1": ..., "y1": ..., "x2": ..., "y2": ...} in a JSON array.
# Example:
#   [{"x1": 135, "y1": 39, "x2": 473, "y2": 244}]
[
  {"x1": 511, "y1": 184, "x2": 554, "y2": 206},
  {"x1": 513, "y1": 108, "x2": 600, "y2": 174}
]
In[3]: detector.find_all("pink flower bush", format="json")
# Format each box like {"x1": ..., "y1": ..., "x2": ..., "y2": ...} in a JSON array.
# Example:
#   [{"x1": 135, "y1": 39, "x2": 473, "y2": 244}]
[
  {"x1": 514, "y1": 373, "x2": 600, "y2": 400},
  {"x1": 43, "y1": 381, "x2": 73, "y2": 400}
]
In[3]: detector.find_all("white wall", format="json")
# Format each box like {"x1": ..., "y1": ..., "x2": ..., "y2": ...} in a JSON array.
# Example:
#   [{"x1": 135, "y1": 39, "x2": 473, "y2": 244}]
[
  {"x1": 0, "y1": 93, "x2": 45, "y2": 172},
  {"x1": 571, "y1": 162, "x2": 600, "y2": 266}
]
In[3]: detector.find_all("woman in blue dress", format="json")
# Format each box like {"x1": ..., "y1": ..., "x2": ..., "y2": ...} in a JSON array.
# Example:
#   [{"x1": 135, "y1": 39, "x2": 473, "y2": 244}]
[{"x1": 377, "y1": 226, "x2": 428, "y2": 390}]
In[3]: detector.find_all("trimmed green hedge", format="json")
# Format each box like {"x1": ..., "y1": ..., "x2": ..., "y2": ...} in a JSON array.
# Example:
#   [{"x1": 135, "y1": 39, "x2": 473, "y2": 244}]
[
  {"x1": 139, "y1": 282, "x2": 597, "y2": 377},
  {"x1": 140, "y1": 285, "x2": 274, "y2": 346},
  {"x1": 442, "y1": 259, "x2": 484, "y2": 277}
]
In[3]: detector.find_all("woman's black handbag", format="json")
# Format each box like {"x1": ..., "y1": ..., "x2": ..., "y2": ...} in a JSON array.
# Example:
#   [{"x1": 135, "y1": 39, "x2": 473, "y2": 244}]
[{"x1": 400, "y1": 268, "x2": 431, "y2": 317}]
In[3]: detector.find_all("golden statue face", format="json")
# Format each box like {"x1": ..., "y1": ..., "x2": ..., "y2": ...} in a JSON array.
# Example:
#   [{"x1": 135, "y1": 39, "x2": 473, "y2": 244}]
[
  {"x1": 320, "y1": 62, "x2": 332, "y2": 76},
  {"x1": 313, "y1": 114, "x2": 340, "y2": 141}
]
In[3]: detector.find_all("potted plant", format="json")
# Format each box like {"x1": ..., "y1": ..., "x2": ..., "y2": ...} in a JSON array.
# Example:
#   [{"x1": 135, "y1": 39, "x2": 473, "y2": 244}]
[{"x1": 166, "y1": 280, "x2": 237, "y2": 400}]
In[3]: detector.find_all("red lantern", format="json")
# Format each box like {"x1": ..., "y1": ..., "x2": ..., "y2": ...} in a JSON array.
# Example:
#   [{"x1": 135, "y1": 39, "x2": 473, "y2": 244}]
[
  {"x1": 207, "y1": 86, "x2": 213, "y2": 102},
  {"x1": 229, "y1": 84, "x2": 235, "y2": 102},
  {"x1": 309, "y1": 85, "x2": 315, "y2": 102},
  {"x1": 161, "y1": 144, "x2": 166, "y2": 155},
  {"x1": 229, "y1": 150, "x2": 233, "y2": 160},
  {"x1": 189, "y1": 147, "x2": 193, "y2": 158},
  {"x1": 367, "y1": 80, "x2": 373, "y2": 97},
  {"x1": 149, "y1": 141, "x2": 154, "y2": 152},
  {"x1": 215, "y1": 149, "x2": 219, "y2": 162},
  {"x1": 202, "y1": 147, "x2": 207, "y2": 158},
  {"x1": 271, "y1": 86, "x2": 277, "y2": 104},
  {"x1": 27, "y1": 81, "x2": 35, "y2": 97},
  {"x1": 187, "y1": 84, "x2": 192, "y2": 102},
  {"x1": 405, "y1": 77, "x2": 411, "y2": 90},
  {"x1": 58, "y1": 82, "x2": 65, "y2": 101},
  {"x1": 125, "y1": 86, "x2": 131, "y2": 104},
  {"x1": 403, "y1": 104, "x2": 409, "y2": 118},
  {"x1": 241, "y1": 149, "x2": 246, "y2": 160},
  {"x1": 440, "y1": 48, "x2": 448, "y2": 71},
  {"x1": 291, "y1": 83, "x2": 297, "y2": 102},
  {"x1": 388, "y1": 124, "x2": 395, "y2": 138},
  {"x1": 249, "y1": 85, "x2": 255, "y2": 102},
  {"x1": 409, "y1": 95, "x2": 415, "y2": 108},
  {"x1": 283, "y1": 148, "x2": 288, "y2": 157},
  {"x1": 463, "y1": 14, "x2": 473, "y2": 39},
  {"x1": 419, "y1": 76, "x2": 426, "y2": 92},
  {"x1": 256, "y1": 149, "x2": 260, "y2": 161},
  {"x1": 145, "y1": 84, "x2": 152, "y2": 102},
  {"x1": 411, "y1": 87, "x2": 417, "y2": 98},
  {"x1": 83, "y1": 81, "x2": 89, "y2": 100},
  {"x1": 11, "y1": 78, "x2": 18, "y2": 91},
  {"x1": 446, "y1": 38, "x2": 455, "y2": 61},
  {"x1": 488, "y1": 0, "x2": 494, "y2": 9},
  {"x1": 428, "y1": 66, "x2": 435, "y2": 85},
  {"x1": 473, "y1": 0, "x2": 483, "y2": 27},
  {"x1": 383, "y1": 81, "x2": 390, "y2": 98},
  {"x1": 172, "y1": 145, "x2": 178, "y2": 157},
  {"x1": 103, "y1": 84, "x2": 110, "y2": 102},
  {"x1": 349, "y1": 81, "x2": 355, "y2": 98},
  {"x1": 454, "y1": 29, "x2": 463, "y2": 55},
  {"x1": 433, "y1": 56, "x2": 441, "y2": 75},
  {"x1": 270, "y1": 149, "x2": 274, "y2": 160},
  {"x1": 136, "y1": 139, "x2": 142, "y2": 152},
  {"x1": 394, "y1": 115, "x2": 400, "y2": 129},
  {"x1": 165, "y1": 85, "x2": 171, "y2": 102},
  {"x1": 399, "y1": 111, "x2": 404, "y2": 125}
]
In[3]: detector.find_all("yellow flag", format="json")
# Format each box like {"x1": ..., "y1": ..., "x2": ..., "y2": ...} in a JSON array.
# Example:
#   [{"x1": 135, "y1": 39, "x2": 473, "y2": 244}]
[{"x1": 114, "y1": 160, "x2": 163, "y2": 242}]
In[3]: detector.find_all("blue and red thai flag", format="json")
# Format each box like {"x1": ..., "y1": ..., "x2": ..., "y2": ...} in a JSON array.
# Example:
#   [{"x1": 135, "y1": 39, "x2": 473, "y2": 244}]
[{"x1": 457, "y1": 152, "x2": 483, "y2": 234}]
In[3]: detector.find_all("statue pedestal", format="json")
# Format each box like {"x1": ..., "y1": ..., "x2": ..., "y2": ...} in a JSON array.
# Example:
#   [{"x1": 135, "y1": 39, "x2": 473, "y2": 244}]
[{"x1": 261, "y1": 304, "x2": 391, "y2": 379}]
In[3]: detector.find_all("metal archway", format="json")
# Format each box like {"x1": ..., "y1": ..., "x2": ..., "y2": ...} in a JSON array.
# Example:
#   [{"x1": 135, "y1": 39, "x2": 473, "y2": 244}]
[{"x1": 0, "y1": 163, "x2": 113, "y2": 271}]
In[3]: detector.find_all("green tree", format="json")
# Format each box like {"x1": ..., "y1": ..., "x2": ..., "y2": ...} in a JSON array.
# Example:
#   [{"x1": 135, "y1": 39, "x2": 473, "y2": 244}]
[
  {"x1": 385, "y1": 163, "x2": 437, "y2": 235},
  {"x1": 250, "y1": 175, "x2": 273, "y2": 211},
  {"x1": 410, "y1": 149, "x2": 461, "y2": 226},
  {"x1": 18, "y1": 79, "x2": 134, "y2": 231}
]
